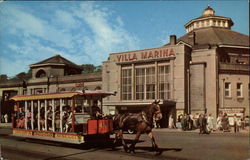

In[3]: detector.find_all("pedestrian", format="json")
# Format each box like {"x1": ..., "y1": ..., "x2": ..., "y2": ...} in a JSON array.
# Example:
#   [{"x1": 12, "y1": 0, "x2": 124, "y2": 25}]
[
  {"x1": 237, "y1": 118, "x2": 242, "y2": 132},
  {"x1": 233, "y1": 114, "x2": 238, "y2": 133},
  {"x1": 198, "y1": 114, "x2": 204, "y2": 134},
  {"x1": 1, "y1": 115, "x2": 4, "y2": 123},
  {"x1": 222, "y1": 113, "x2": 229, "y2": 132},
  {"x1": 240, "y1": 117, "x2": 245, "y2": 130},
  {"x1": 4, "y1": 114, "x2": 8, "y2": 123},
  {"x1": 176, "y1": 114, "x2": 182, "y2": 129},
  {"x1": 168, "y1": 114, "x2": 176, "y2": 129},
  {"x1": 203, "y1": 114, "x2": 210, "y2": 134},
  {"x1": 193, "y1": 113, "x2": 199, "y2": 129},
  {"x1": 207, "y1": 114, "x2": 214, "y2": 132},
  {"x1": 216, "y1": 113, "x2": 222, "y2": 131},
  {"x1": 181, "y1": 114, "x2": 187, "y2": 131}
]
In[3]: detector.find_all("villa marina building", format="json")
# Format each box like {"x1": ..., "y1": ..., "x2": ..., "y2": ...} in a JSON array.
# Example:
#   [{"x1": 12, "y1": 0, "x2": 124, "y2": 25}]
[
  {"x1": 102, "y1": 6, "x2": 249, "y2": 126},
  {"x1": 0, "y1": 6, "x2": 249, "y2": 127}
]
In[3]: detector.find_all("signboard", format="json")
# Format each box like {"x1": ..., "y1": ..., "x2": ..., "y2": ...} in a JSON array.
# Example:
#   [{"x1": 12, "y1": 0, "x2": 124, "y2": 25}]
[
  {"x1": 75, "y1": 82, "x2": 84, "y2": 87},
  {"x1": 219, "y1": 108, "x2": 245, "y2": 125},
  {"x1": 116, "y1": 47, "x2": 176, "y2": 63},
  {"x1": 219, "y1": 108, "x2": 244, "y2": 118}
]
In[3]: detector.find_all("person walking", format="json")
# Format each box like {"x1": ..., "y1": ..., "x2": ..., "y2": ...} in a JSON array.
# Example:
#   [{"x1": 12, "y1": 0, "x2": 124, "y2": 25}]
[
  {"x1": 207, "y1": 114, "x2": 214, "y2": 132},
  {"x1": 222, "y1": 113, "x2": 229, "y2": 132},
  {"x1": 168, "y1": 114, "x2": 176, "y2": 129},
  {"x1": 4, "y1": 114, "x2": 8, "y2": 123},
  {"x1": 198, "y1": 114, "x2": 204, "y2": 134},
  {"x1": 203, "y1": 114, "x2": 210, "y2": 134},
  {"x1": 216, "y1": 114, "x2": 222, "y2": 131},
  {"x1": 181, "y1": 114, "x2": 187, "y2": 131},
  {"x1": 233, "y1": 114, "x2": 238, "y2": 133}
]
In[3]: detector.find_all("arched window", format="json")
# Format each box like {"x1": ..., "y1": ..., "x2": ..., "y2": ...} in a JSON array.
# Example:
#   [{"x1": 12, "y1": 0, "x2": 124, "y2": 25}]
[{"x1": 35, "y1": 69, "x2": 46, "y2": 78}]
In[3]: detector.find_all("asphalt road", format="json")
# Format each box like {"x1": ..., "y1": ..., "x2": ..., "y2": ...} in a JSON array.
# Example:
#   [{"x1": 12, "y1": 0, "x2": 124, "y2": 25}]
[{"x1": 0, "y1": 126, "x2": 249, "y2": 160}]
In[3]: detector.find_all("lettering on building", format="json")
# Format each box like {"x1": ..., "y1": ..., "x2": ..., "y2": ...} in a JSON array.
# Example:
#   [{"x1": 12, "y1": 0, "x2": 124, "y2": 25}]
[{"x1": 116, "y1": 48, "x2": 175, "y2": 62}]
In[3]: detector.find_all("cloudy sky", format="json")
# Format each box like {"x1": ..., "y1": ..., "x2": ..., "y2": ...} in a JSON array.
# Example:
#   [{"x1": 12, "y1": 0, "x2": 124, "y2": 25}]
[{"x1": 0, "y1": 1, "x2": 249, "y2": 77}]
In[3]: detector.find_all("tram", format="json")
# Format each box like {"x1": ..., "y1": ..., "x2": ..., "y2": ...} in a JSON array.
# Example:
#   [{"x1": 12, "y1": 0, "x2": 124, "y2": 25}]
[{"x1": 10, "y1": 90, "x2": 115, "y2": 144}]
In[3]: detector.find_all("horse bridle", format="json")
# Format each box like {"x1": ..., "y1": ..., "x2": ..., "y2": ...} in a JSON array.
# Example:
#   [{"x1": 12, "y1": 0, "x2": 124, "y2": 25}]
[{"x1": 154, "y1": 104, "x2": 162, "y2": 120}]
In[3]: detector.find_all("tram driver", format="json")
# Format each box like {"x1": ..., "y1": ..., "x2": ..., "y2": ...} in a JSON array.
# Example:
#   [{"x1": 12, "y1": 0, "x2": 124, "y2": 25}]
[{"x1": 91, "y1": 101, "x2": 102, "y2": 119}]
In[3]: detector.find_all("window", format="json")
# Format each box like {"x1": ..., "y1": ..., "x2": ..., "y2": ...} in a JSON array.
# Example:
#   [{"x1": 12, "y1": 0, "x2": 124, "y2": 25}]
[
  {"x1": 158, "y1": 65, "x2": 171, "y2": 99},
  {"x1": 218, "y1": 21, "x2": 221, "y2": 27},
  {"x1": 225, "y1": 82, "x2": 231, "y2": 97},
  {"x1": 237, "y1": 83, "x2": 243, "y2": 98},
  {"x1": 146, "y1": 67, "x2": 155, "y2": 99},
  {"x1": 121, "y1": 69, "x2": 132, "y2": 100},
  {"x1": 35, "y1": 69, "x2": 46, "y2": 78},
  {"x1": 135, "y1": 68, "x2": 145, "y2": 100},
  {"x1": 135, "y1": 67, "x2": 155, "y2": 100},
  {"x1": 206, "y1": 20, "x2": 209, "y2": 26}
]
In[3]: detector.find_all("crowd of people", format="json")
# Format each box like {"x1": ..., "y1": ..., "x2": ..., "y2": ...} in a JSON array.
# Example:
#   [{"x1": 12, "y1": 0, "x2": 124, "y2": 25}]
[{"x1": 169, "y1": 113, "x2": 247, "y2": 134}]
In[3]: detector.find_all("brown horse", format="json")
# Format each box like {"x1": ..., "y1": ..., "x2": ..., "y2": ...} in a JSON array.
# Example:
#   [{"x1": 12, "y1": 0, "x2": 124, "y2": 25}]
[{"x1": 113, "y1": 100, "x2": 162, "y2": 154}]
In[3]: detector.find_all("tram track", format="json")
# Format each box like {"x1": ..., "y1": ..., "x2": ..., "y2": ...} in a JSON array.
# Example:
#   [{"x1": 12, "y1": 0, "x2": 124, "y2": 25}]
[{"x1": 0, "y1": 133, "x2": 181, "y2": 160}]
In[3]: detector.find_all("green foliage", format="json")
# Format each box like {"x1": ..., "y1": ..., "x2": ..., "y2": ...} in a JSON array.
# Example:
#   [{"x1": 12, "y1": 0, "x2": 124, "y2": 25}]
[
  {"x1": 1, "y1": 69, "x2": 32, "y2": 83},
  {"x1": 81, "y1": 64, "x2": 102, "y2": 74},
  {"x1": 0, "y1": 74, "x2": 8, "y2": 82}
]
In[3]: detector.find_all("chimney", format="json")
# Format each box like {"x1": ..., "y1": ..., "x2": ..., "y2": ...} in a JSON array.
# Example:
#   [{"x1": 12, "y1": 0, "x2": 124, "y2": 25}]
[{"x1": 170, "y1": 35, "x2": 176, "y2": 45}]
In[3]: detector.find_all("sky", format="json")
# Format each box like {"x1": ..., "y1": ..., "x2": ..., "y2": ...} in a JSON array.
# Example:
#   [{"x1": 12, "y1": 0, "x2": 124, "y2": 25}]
[{"x1": 0, "y1": 1, "x2": 249, "y2": 77}]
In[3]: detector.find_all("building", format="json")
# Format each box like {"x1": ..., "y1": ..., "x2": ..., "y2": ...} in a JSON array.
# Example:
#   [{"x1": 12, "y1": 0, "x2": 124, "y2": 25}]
[
  {"x1": 102, "y1": 6, "x2": 249, "y2": 127},
  {"x1": 0, "y1": 55, "x2": 102, "y2": 121}
]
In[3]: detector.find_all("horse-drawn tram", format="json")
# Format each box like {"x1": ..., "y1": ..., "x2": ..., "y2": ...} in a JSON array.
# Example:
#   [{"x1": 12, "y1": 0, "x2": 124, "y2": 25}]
[{"x1": 10, "y1": 90, "x2": 115, "y2": 144}]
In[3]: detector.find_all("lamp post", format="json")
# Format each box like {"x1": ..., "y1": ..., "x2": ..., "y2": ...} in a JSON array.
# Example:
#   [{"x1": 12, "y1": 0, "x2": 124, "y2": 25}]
[{"x1": 47, "y1": 76, "x2": 50, "y2": 93}]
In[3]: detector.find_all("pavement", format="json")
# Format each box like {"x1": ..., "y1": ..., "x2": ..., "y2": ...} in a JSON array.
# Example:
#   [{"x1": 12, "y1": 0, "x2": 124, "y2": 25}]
[
  {"x1": 153, "y1": 127, "x2": 249, "y2": 134},
  {"x1": 1, "y1": 122, "x2": 249, "y2": 135}
]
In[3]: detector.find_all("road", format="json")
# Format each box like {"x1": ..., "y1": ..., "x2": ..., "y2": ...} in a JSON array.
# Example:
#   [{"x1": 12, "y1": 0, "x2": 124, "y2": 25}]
[{"x1": 0, "y1": 125, "x2": 249, "y2": 160}]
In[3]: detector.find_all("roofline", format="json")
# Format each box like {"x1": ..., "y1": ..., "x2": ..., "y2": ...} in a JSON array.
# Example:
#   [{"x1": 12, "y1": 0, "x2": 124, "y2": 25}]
[
  {"x1": 218, "y1": 45, "x2": 250, "y2": 49},
  {"x1": 30, "y1": 63, "x2": 66, "y2": 68},
  {"x1": 184, "y1": 16, "x2": 233, "y2": 28},
  {"x1": 176, "y1": 40, "x2": 192, "y2": 47},
  {"x1": 30, "y1": 55, "x2": 82, "y2": 70}
]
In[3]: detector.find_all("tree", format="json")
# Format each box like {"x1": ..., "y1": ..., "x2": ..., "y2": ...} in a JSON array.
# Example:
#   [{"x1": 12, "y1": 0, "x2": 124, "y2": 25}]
[
  {"x1": 94, "y1": 65, "x2": 102, "y2": 73},
  {"x1": 16, "y1": 72, "x2": 27, "y2": 80},
  {"x1": 0, "y1": 74, "x2": 8, "y2": 82},
  {"x1": 80, "y1": 64, "x2": 102, "y2": 74},
  {"x1": 81, "y1": 64, "x2": 95, "y2": 74}
]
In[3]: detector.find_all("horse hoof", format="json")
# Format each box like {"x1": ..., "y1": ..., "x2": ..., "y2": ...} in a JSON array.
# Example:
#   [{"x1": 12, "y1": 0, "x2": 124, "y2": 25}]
[
  {"x1": 155, "y1": 149, "x2": 163, "y2": 156},
  {"x1": 124, "y1": 147, "x2": 129, "y2": 153}
]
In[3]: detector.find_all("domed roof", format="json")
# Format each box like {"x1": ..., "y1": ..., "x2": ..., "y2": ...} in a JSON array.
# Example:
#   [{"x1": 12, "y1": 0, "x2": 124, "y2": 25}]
[
  {"x1": 184, "y1": 6, "x2": 234, "y2": 33},
  {"x1": 202, "y1": 5, "x2": 215, "y2": 17}
]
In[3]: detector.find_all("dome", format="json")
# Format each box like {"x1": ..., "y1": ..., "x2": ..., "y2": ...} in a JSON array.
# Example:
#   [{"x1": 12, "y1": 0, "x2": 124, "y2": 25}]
[{"x1": 202, "y1": 5, "x2": 215, "y2": 16}]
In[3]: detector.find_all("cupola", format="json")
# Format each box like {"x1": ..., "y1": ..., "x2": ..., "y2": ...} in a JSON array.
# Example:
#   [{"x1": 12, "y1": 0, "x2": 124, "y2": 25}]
[{"x1": 184, "y1": 5, "x2": 234, "y2": 33}]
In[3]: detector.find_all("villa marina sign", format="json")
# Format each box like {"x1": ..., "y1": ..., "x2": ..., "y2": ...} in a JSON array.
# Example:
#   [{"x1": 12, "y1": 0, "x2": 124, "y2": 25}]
[{"x1": 116, "y1": 47, "x2": 176, "y2": 63}]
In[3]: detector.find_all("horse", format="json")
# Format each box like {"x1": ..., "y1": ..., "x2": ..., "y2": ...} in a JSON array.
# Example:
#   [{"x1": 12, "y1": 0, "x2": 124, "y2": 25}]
[{"x1": 113, "y1": 100, "x2": 163, "y2": 154}]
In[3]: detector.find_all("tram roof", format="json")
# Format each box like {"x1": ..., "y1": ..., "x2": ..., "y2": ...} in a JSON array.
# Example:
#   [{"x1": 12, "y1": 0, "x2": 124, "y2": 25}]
[{"x1": 10, "y1": 90, "x2": 115, "y2": 101}]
